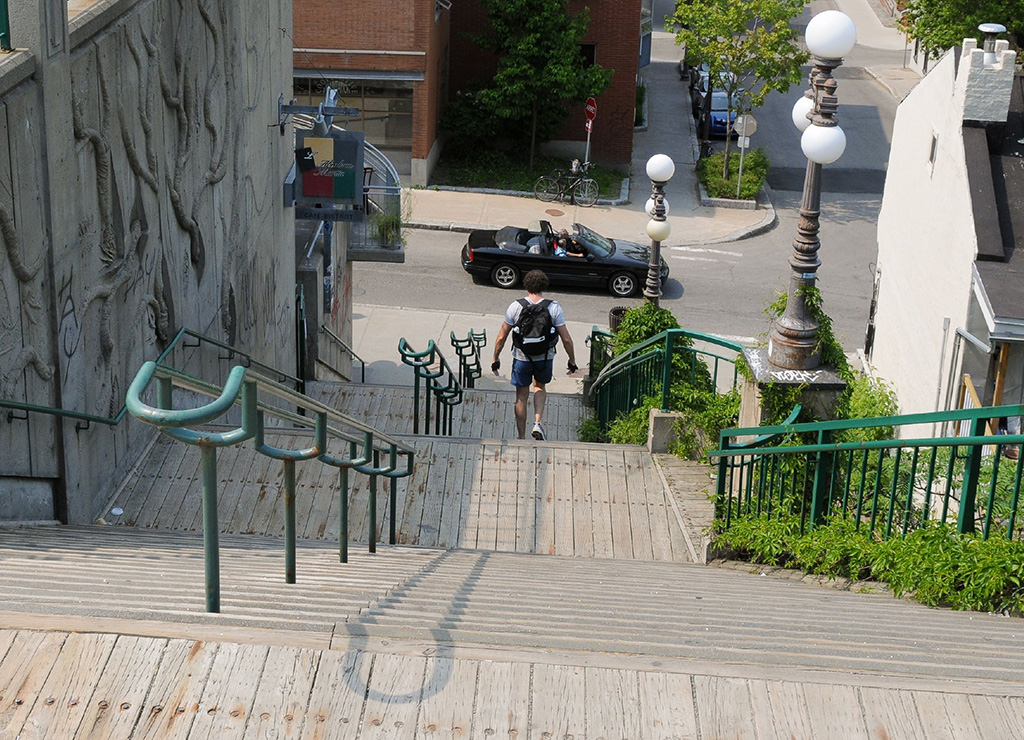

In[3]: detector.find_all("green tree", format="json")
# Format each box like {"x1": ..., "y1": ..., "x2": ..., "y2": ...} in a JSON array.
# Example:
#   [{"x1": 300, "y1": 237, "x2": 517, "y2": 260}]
[
  {"x1": 901, "y1": 0, "x2": 1024, "y2": 57},
  {"x1": 669, "y1": 0, "x2": 807, "y2": 180},
  {"x1": 472, "y1": 0, "x2": 613, "y2": 168}
]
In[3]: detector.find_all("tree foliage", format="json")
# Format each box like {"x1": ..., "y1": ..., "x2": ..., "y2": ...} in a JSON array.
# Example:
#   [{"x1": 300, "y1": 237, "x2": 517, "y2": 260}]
[
  {"x1": 901, "y1": 0, "x2": 1024, "y2": 57},
  {"x1": 469, "y1": 0, "x2": 613, "y2": 167},
  {"x1": 669, "y1": 0, "x2": 808, "y2": 176}
]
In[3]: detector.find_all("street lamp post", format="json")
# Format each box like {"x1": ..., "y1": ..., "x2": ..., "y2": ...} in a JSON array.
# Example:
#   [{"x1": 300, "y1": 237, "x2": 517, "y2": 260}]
[
  {"x1": 767, "y1": 10, "x2": 857, "y2": 370},
  {"x1": 644, "y1": 154, "x2": 675, "y2": 306}
]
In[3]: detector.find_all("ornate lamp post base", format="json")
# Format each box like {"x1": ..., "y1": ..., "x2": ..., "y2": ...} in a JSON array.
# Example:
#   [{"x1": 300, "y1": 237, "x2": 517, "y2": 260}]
[{"x1": 738, "y1": 347, "x2": 847, "y2": 427}]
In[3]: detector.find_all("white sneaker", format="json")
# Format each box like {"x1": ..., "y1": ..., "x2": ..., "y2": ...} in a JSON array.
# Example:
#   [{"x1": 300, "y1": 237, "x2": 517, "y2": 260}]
[{"x1": 532, "y1": 422, "x2": 546, "y2": 441}]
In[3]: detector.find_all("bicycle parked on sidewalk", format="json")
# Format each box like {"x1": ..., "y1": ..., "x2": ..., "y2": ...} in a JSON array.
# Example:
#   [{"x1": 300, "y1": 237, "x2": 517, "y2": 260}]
[{"x1": 533, "y1": 159, "x2": 599, "y2": 207}]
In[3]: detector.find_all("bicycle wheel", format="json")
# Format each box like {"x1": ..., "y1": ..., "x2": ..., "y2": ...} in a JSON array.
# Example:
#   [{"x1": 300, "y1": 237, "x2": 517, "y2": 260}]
[
  {"x1": 534, "y1": 175, "x2": 560, "y2": 202},
  {"x1": 574, "y1": 178, "x2": 599, "y2": 207}
]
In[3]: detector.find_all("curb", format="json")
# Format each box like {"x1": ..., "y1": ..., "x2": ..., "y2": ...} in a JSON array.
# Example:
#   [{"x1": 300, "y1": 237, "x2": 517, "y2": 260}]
[
  {"x1": 414, "y1": 177, "x2": 632, "y2": 209},
  {"x1": 863, "y1": 66, "x2": 900, "y2": 100}
]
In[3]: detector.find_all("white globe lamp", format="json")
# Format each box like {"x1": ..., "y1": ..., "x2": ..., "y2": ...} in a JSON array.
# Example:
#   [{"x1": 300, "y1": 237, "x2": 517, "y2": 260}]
[
  {"x1": 805, "y1": 11, "x2": 857, "y2": 59},
  {"x1": 645, "y1": 197, "x2": 670, "y2": 217},
  {"x1": 791, "y1": 95, "x2": 814, "y2": 132},
  {"x1": 647, "y1": 218, "x2": 671, "y2": 242},
  {"x1": 801, "y1": 123, "x2": 847, "y2": 164},
  {"x1": 646, "y1": 154, "x2": 675, "y2": 183}
]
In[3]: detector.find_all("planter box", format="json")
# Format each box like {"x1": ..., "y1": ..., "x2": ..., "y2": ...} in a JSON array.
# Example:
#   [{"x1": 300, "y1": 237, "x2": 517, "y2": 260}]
[{"x1": 698, "y1": 181, "x2": 759, "y2": 210}]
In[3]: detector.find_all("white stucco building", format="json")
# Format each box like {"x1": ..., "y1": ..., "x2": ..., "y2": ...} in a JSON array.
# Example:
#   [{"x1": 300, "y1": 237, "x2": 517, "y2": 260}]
[{"x1": 868, "y1": 33, "x2": 1023, "y2": 434}]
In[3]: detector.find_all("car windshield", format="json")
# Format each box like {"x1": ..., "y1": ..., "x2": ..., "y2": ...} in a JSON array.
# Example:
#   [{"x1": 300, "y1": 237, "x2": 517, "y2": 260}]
[
  {"x1": 709, "y1": 92, "x2": 732, "y2": 111},
  {"x1": 574, "y1": 224, "x2": 613, "y2": 257}
]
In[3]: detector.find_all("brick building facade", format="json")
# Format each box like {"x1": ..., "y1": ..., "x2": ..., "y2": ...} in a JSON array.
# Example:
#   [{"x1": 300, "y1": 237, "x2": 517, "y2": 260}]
[
  {"x1": 292, "y1": 0, "x2": 450, "y2": 186},
  {"x1": 292, "y1": 0, "x2": 643, "y2": 184}
]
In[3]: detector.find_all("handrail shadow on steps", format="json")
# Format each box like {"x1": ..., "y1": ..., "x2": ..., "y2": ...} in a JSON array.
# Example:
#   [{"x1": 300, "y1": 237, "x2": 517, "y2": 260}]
[{"x1": 126, "y1": 360, "x2": 415, "y2": 614}]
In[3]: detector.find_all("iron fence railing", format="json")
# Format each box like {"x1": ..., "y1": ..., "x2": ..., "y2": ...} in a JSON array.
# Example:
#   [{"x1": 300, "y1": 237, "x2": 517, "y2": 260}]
[
  {"x1": 398, "y1": 338, "x2": 463, "y2": 436},
  {"x1": 450, "y1": 329, "x2": 486, "y2": 388},
  {"x1": 126, "y1": 360, "x2": 415, "y2": 613},
  {"x1": 711, "y1": 404, "x2": 1024, "y2": 543},
  {"x1": 586, "y1": 327, "x2": 615, "y2": 378},
  {"x1": 588, "y1": 328, "x2": 744, "y2": 429}
]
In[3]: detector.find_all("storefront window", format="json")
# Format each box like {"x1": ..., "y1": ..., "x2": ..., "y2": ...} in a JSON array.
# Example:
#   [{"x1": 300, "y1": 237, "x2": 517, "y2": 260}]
[{"x1": 292, "y1": 78, "x2": 413, "y2": 149}]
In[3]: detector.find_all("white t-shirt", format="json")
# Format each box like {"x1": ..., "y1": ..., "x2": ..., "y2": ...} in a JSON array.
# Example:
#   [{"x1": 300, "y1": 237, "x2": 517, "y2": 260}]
[{"x1": 504, "y1": 296, "x2": 566, "y2": 361}]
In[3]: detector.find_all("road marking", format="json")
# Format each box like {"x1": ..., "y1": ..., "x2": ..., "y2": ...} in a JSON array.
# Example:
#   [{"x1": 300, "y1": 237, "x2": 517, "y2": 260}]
[
  {"x1": 669, "y1": 246, "x2": 743, "y2": 256},
  {"x1": 667, "y1": 255, "x2": 726, "y2": 263}
]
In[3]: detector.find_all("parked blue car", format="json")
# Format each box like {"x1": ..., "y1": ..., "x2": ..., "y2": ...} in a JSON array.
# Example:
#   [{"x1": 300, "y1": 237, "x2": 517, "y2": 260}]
[{"x1": 699, "y1": 92, "x2": 738, "y2": 138}]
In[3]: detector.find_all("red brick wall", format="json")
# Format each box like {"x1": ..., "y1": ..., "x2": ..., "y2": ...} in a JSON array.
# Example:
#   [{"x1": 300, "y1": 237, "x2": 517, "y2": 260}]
[
  {"x1": 449, "y1": 0, "x2": 640, "y2": 167},
  {"x1": 293, "y1": 0, "x2": 450, "y2": 161}
]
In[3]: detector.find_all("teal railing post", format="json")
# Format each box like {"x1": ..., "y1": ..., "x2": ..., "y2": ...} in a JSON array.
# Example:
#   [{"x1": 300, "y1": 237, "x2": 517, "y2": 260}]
[
  {"x1": 809, "y1": 429, "x2": 833, "y2": 528},
  {"x1": 718, "y1": 435, "x2": 732, "y2": 527},
  {"x1": 0, "y1": 2, "x2": 10, "y2": 52},
  {"x1": 958, "y1": 415, "x2": 987, "y2": 534},
  {"x1": 282, "y1": 459, "x2": 296, "y2": 582},
  {"x1": 369, "y1": 449, "x2": 379, "y2": 553},
  {"x1": 660, "y1": 333, "x2": 674, "y2": 411},
  {"x1": 200, "y1": 446, "x2": 221, "y2": 612}
]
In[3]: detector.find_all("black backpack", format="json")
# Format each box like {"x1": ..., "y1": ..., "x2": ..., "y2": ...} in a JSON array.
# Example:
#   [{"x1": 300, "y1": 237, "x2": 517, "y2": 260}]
[{"x1": 512, "y1": 298, "x2": 557, "y2": 358}]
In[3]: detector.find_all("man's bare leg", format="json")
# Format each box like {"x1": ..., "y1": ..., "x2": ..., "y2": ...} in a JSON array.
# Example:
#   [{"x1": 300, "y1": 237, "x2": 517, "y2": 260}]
[
  {"x1": 514, "y1": 385, "x2": 531, "y2": 439},
  {"x1": 533, "y1": 381, "x2": 547, "y2": 426}
]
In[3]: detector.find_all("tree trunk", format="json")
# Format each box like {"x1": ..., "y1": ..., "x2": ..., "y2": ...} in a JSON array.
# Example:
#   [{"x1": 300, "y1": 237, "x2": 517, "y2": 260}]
[{"x1": 529, "y1": 101, "x2": 538, "y2": 170}]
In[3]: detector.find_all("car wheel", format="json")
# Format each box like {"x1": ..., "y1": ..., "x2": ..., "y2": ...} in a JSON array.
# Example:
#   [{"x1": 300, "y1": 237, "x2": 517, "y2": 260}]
[
  {"x1": 574, "y1": 178, "x2": 599, "y2": 207},
  {"x1": 533, "y1": 176, "x2": 559, "y2": 203},
  {"x1": 609, "y1": 271, "x2": 638, "y2": 298},
  {"x1": 491, "y1": 263, "x2": 520, "y2": 289}
]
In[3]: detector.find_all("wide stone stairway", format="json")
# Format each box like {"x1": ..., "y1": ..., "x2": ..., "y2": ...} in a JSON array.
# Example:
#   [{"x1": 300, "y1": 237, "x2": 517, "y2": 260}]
[{"x1": 2, "y1": 381, "x2": 1024, "y2": 738}]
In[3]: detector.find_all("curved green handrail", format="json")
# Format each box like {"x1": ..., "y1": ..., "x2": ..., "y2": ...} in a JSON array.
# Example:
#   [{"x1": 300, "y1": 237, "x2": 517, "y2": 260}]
[
  {"x1": 587, "y1": 327, "x2": 744, "y2": 429},
  {"x1": 125, "y1": 359, "x2": 415, "y2": 612},
  {"x1": 398, "y1": 337, "x2": 464, "y2": 435}
]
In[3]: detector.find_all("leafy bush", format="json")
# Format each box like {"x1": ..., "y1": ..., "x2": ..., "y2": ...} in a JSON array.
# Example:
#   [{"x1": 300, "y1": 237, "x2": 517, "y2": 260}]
[
  {"x1": 577, "y1": 415, "x2": 607, "y2": 443},
  {"x1": 635, "y1": 83, "x2": 647, "y2": 126},
  {"x1": 715, "y1": 516, "x2": 1024, "y2": 615},
  {"x1": 696, "y1": 148, "x2": 769, "y2": 200},
  {"x1": 612, "y1": 302, "x2": 680, "y2": 355},
  {"x1": 429, "y1": 146, "x2": 624, "y2": 197},
  {"x1": 607, "y1": 397, "x2": 660, "y2": 445},
  {"x1": 672, "y1": 387, "x2": 740, "y2": 459}
]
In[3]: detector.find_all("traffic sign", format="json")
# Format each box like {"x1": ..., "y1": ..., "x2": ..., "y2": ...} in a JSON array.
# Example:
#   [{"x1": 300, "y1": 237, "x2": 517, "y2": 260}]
[
  {"x1": 585, "y1": 119, "x2": 592, "y2": 133},
  {"x1": 737, "y1": 136, "x2": 751, "y2": 150},
  {"x1": 733, "y1": 114, "x2": 758, "y2": 137},
  {"x1": 585, "y1": 97, "x2": 597, "y2": 121}
]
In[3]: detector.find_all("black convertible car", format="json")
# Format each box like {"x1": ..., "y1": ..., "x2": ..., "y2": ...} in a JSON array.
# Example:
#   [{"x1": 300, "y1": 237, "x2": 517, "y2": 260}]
[{"x1": 460, "y1": 220, "x2": 669, "y2": 298}]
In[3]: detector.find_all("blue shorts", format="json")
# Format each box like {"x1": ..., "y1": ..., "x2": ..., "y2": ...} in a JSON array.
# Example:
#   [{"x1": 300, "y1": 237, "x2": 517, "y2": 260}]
[{"x1": 510, "y1": 358, "x2": 554, "y2": 387}]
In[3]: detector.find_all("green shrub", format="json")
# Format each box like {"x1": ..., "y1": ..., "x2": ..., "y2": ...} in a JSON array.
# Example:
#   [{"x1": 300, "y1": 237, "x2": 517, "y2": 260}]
[
  {"x1": 715, "y1": 516, "x2": 1024, "y2": 615},
  {"x1": 607, "y1": 397, "x2": 660, "y2": 445},
  {"x1": 612, "y1": 303, "x2": 680, "y2": 355},
  {"x1": 635, "y1": 83, "x2": 647, "y2": 126},
  {"x1": 577, "y1": 415, "x2": 607, "y2": 443},
  {"x1": 696, "y1": 148, "x2": 769, "y2": 200}
]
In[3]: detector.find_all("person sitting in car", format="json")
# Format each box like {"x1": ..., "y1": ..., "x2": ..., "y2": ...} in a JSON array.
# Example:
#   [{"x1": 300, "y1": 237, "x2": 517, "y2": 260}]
[{"x1": 554, "y1": 229, "x2": 586, "y2": 258}]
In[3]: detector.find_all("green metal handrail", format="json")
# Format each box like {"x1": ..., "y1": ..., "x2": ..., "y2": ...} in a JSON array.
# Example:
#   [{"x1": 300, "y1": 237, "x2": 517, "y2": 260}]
[
  {"x1": 398, "y1": 338, "x2": 464, "y2": 435},
  {"x1": 450, "y1": 329, "x2": 486, "y2": 388},
  {"x1": 320, "y1": 324, "x2": 366, "y2": 382},
  {"x1": 711, "y1": 404, "x2": 1024, "y2": 543},
  {"x1": 586, "y1": 327, "x2": 616, "y2": 378},
  {"x1": 126, "y1": 360, "x2": 414, "y2": 613},
  {"x1": 0, "y1": 326, "x2": 301, "y2": 431},
  {"x1": 588, "y1": 328, "x2": 744, "y2": 428}
]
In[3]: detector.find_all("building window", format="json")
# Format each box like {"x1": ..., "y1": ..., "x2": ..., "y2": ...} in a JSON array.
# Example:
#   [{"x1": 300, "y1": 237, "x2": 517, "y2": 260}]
[
  {"x1": 292, "y1": 78, "x2": 414, "y2": 150},
  {"x1": 579, "y1": 44, "x2": 597, "y2": 68}
]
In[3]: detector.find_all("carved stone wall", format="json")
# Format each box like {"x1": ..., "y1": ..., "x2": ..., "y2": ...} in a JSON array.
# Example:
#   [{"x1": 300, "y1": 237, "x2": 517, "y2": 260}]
[{"x1": 0, "y1": 0, "x2": 294, "y2": 523}]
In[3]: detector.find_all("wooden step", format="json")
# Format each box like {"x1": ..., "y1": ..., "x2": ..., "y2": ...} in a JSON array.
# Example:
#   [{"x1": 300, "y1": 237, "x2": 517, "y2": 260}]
[{"x1": 306, "y1": 381, "x2": 585, "y2": 442}]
